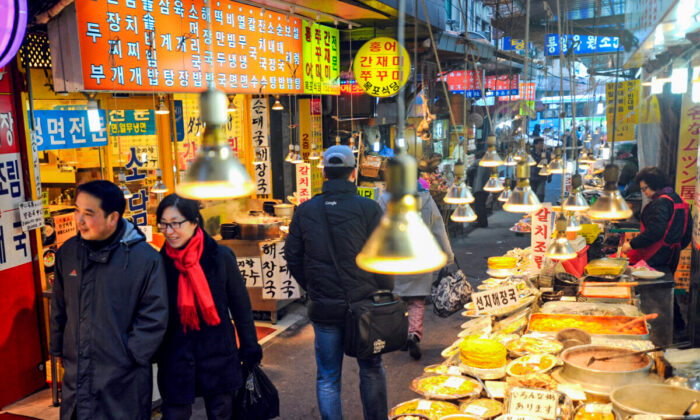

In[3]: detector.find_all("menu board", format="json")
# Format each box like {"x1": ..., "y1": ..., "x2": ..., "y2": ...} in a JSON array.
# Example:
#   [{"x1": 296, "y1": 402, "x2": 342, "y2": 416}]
[
  {"x1": 352, "y1": 37, "x2": 410, "y2": 98},
  {"x1": 302, "y1": 21, "x2": 339, "y2": 95},
  {"x1": 73, "y1": 0, "x2": 304, "y2": 93},
  {"x1": 259, "y1": 240, "x2": 300, "y2": 300}
]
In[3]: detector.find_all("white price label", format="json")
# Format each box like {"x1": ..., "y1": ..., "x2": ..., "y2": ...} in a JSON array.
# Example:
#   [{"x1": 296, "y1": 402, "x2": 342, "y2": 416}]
[
  {"x1": 584, "y1": 404, "x2": 612, "y2": 414},
  {"x1": 447, "y1": 366, "x2": 462, "y2": 376},
  {"x1": 471, "y1": 284, "x2": 519, "y2": 315},
  {"x1": 557, "y1": 384, "x2": 587, "y2": 401},
  {"x1": 443, "y1": 376, "x2": 465, "y2": 389},
  {"x1": 507, "y1": 387, "x2": 558, "y2": 420},
  {"x1": 465, "y1": 405, "x2": 490, "y2": 416},
  {"x1": 417, "y1": 400, "x2": 432, "y2": 411},
  {"x1": 527, "y1": 354, "x2": 542, "y2": 365},
  {"x1": 485, "y1": 381, "x2": 507, "y2": 399}
]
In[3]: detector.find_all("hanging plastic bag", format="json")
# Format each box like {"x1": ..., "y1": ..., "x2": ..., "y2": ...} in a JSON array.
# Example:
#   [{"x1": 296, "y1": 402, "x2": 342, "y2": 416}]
[
  {"x1": 236, "y1": 364, "x2": 279, "y2": 420},
  {"x1": 431, "y1": 262, "x2": 473, "y2": 318}
]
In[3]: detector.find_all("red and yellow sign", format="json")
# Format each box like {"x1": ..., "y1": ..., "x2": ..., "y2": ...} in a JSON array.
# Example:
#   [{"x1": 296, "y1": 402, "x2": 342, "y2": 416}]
[
  {"x1": 74, "y1": 0, "x2": 303, "y2": 93},
  {"x1": 352, "y1": 37, "x2": 410, "y2": 97},
  {"x1": 302, "y1": 21, "x2": 339, "y2": 95},
  {"x1": 676, "y1": 93, "x2": 700, "y2": 204},
  {"x1": 606, "y1": 80, "x2": 639, "y2": 142}
]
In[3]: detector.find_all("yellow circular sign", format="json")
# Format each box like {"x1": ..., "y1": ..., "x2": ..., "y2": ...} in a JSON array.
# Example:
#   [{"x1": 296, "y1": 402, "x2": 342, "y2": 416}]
[{"x1": 353, "y1": 37, "x2": 411, "y2": 97}]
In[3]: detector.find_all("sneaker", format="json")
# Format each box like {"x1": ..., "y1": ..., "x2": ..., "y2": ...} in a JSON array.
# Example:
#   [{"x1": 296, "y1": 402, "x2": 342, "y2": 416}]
[{"x1": 407, "y1": 334, "x2": 422, "y2": 360}]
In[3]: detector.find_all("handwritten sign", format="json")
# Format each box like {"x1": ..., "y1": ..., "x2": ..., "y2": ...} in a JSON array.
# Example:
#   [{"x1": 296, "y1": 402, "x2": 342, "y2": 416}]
[
  {"x1": 507, "y1": 387, "x2": 559, "y2": 420},
  {"x1": 259, "y1": 240, "x2": 300, "y2": 300},
  {"x1": 471, "y1": 284, "x2": 519, "y2": 314},
  {"x1": 296, "y1": 163, "x2": 311, "y2": 203},
  {"x1": 19, "y1": 200, "x2": 45, "y2": 232},
  {"x1": 237, "y1": 256, "x2": 263, "y2": 287},
  {"x1": 531, "y1": 203, "x2": 553, "y2": 269},
  {"x1": 54, "y1": 213, "x2": 77, "y2": 245},
  {"x1": 33, "y1": 110, "x2": 108, "y2": 151}
]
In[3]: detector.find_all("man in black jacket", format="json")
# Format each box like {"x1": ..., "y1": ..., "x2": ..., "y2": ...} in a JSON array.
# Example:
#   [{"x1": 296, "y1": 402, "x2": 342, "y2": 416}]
[
  {"x1": 285, "y1": 145, "x2": 392, "y2": 420},
  {"x1": 50, "y1": 180, "x2": 168, "y2": 420}
]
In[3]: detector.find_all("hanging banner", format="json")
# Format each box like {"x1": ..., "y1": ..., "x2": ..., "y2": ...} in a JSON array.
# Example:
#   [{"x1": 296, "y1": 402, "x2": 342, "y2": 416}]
[
  {"x1": 302, "y1": 21, "x2": 339, "y2": 95},
  {"x1": 60, "y1": 0, "x2": 304, "y2": 93},
  {"x1": 259, "y1": 240, "x2": 300, "y2": 300},
  {"x1": 606, "y1": 80, "x2": 639, "y2": 142},
  {"x1": 108, "y1": 109, "x2": 156, "y2": 136},
  {"x1": 545, "y1": 34, "x2": 623, "y2": 56},
  {"x1": 677, "y1": 93, "x2": 700, "y2": 204},
  {"x1": 250, "y1": 96, "x2": 271, "y2": 197},
  {"x1": 531, "y1": 203, "x2": 553, "y2": 270},
  {"x1": 33, "y1": 110, "x2": 108, "y2": 151},
  {"x1": 353, "y1": 37, "x2": 410, "y2": 97}
]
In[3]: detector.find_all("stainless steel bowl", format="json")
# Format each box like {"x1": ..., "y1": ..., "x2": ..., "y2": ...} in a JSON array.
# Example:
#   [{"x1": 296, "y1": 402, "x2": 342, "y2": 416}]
[{"x1": 611, "y1": 384, "x2": 700, "y2": 419}]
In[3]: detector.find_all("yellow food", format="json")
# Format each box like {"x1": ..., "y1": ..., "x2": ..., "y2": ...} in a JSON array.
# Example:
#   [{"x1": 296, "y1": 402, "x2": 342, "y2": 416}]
[
  {"x1": 459, "y1": 398, "x2": 503, "y2": 418},
  {"x1": 412, "y1": 374, "x2": 479, "y2": 398},
  {"x1": 506, "y1": 336, "x2": 563, "y2": 355},
  {"x1": 585, "y1": 258, "x2": 626, "y2": 276},
  {"x1": 390, "y1": 399, "x2": 461, "y2": 419},
  {"x1": 575, "y1": 404, "x2": 616, "y2": 420},
  {"x1": 488, "y1": 257, "x2": 517, "y2": 270},
  {"x1": 507, "y1": 354, "x2": 556, "y2": 376},
  {"x1": 460, "y1": 339, "x2": 507, "y2": 369}
]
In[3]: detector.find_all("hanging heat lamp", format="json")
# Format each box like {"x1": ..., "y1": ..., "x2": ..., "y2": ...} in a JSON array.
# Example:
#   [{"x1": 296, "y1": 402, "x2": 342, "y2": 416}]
[
  {"x1": 548, "y1": 147, "x2": 565, "y2": 174},
  {"x1": 177, "y1": 88, "x2": 255, "y2": 200},
  {"x1": 118, "y1": 172, "x2": 133, "y2": 199},
  {"x1": 566, "y1": 211, "x2": 582, "y2": 232},
  {"x1": 545, "y1": 214, "x2": 577, "y2": 260},
  {"x1": 451, "y1": 203, "x2": 478, "y2": 223},
  {"x1": 227, "y1": 95, "x2": 238, "y2": 113},
  {"x1": 308, "y1": 143, "x2": 321, "y2": 160},
  {"x1": 504, "y1": 160, "x2": 541, "y2": 213},
  {"x1": 483, "y1": 168, "x2": 504, "y2": 193},
  {"x1": 272, "y1": 95, "x2": 284, "y2": 111},
  {"x1": 498, "y1": 178, "x2": 513, "y2": 202},
  {"x1": 587, "y1": 164, "x2": 633, "y2": 220},
  {"x1": 155, "y1": 95, "x2": 170, "y2": 115},
  {"x1": 284, "y1": 144, "x2": 295, "y2": 162},
  {"x1": 292, "y1": 144, "x2": 304, "y2": 164},
  {"x1": 151, "y1": 169, "x2": 169, "y2": 194},
  {"x1": 479, "y1": 135, "x2": 503, "y2": 167},
  {"x1": 563, "y1": 174, "x2": 589, "y2": 212}
]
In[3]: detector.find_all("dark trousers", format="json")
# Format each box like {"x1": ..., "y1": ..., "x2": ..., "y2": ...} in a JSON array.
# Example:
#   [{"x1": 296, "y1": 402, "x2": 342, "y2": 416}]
[
  {"x1": 473, "y1": 191, "x2": 489, "y2": 227},
  {"x1": 161, "y1": 393, "x2": 236, "y2": 420}
]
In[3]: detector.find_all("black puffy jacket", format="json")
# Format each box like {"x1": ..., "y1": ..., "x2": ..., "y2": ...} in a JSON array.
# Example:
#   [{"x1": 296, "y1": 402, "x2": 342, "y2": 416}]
[{"x1": 285, "y1": 179, "x2": 393, "y2": 324}]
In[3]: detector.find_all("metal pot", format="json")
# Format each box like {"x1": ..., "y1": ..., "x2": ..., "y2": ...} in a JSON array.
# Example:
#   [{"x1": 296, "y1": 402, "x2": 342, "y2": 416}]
[
  {"x1": 611, "y1": 384, "x2": 700, "y2": 419},
  {"x1": 555, "y1": 345, "x2": 653, "y2": 396},
  {"x1": 273, "y1": 204, "x2": 294, "y2": 219}
]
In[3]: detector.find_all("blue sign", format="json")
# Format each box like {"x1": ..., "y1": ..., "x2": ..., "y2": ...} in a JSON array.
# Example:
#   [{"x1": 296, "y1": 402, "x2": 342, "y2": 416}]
[
  {"x1": 34, "y1": 110, "x2": 108, "y2": 151},
  {"x1": 499, "y1": 37, "x2": 533, "y2": 52},
  {"x1": 545, "y1": 34, "x2": 623, "y2": 56},
  {"x1": 108, "y1": 110, "x2": 155, "y2": 136},
  {"x1": 174, "y1": 100, "x2": 185, "y2": 142}
]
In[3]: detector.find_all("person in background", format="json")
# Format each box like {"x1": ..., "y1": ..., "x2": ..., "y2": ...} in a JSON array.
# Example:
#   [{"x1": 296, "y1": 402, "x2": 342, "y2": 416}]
[
  {"x1": 50, "y1": 180, "x2": 168, "y2": 420},
  {"x1": 285, "y1": 145, "x2": 392, "y2": 420},
  {"x1": 530, "y1": 137, "x2": 550, "y2": 202},
  {"x1": 468, "y1": 151, "x2": 492, "y2": 228},
  {"x1": 155, "y1": 194, "x2": 262, "y2": 420},
  {"x1": 378, "y1": 179, "x2": 454, "y2": 360},
  {"x1": 618, "y1": 145, "x2": 640, "y2": 197}
]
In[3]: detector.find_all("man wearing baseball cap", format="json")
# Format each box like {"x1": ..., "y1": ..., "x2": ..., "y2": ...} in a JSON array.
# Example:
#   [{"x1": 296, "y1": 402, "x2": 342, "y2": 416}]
[{"x1": 285, "y1": 145, "x2": 392, "y2": 420}]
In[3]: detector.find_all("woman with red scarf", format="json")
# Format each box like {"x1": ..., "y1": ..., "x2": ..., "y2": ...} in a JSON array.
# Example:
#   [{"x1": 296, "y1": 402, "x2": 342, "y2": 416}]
[{"x1": 155, "y1": 194, "x2": 262, "y2": 420}]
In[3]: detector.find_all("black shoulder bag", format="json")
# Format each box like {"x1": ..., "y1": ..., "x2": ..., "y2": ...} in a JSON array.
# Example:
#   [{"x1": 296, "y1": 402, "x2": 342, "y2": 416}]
[{"x1": 316, "y1": 198, "x2": 408, "y2": 359}]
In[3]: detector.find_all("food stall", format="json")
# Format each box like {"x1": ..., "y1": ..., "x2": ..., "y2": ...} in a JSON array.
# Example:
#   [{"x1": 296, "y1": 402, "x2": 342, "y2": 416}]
[{"x1": 388, "y1": 210, "x2": 700, "y2": 420}]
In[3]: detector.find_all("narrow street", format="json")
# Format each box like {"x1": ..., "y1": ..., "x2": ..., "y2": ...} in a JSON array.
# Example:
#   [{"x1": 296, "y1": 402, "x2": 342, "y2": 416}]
[{"x1": 215, "y1": 209, "x2": 530, "y2": 420}]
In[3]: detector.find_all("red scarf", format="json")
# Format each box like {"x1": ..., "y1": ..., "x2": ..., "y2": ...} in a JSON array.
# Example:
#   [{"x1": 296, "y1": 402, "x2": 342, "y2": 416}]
[{"x1": 165, "y1": 228, "x2": 221, "y2": 333}]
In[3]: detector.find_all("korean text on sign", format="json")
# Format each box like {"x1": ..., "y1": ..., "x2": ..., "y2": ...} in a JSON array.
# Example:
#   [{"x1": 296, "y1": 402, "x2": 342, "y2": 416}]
[
  {"x1": 259, "y1": 240, "x2": 300, "y2": 300},
  {"x1": 352, "y1": 37, "x2": 411, "y2": 98},
  {"x1": 471, "y1": 284, "x2": 519, "y2": 314},
  {"x1": 677, "y1": 94, "x2": 700, "y2": 204},
  {"x1": 74, "y1": 0, "x2": 304, "y2": 93},
  {"x1": 19, "y1": 200, "x2": 46, "y2": 232},
  {"x1": 33, "y1": 110, "x2": 108, "y2": 151},
  {"x1": 531, "y1": 204, "x2": 553, "y2": 269},
  {"x1": 296, "y1": 163, "x2": 311, "y2": 203},
  {"x1": 302, "y1": 21, "x2": 339, "y2": 95},
  {"x1": 237, "y1": 256, "x2": 262, "y2": 287},
  {"x1": 507, "y1": 387, "x2": 560, "y2": 420}
]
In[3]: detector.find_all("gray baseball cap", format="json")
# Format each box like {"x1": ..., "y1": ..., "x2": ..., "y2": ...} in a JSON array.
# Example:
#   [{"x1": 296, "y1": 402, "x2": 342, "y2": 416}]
[{"x1": 323, "y1": 145, "x2": 356, "y2": 167}]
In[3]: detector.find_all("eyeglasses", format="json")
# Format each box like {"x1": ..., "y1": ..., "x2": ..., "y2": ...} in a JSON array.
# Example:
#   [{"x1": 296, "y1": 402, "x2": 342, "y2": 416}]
[{"x1": 157, "y1": 220, "x2": 188, "y2": 231}]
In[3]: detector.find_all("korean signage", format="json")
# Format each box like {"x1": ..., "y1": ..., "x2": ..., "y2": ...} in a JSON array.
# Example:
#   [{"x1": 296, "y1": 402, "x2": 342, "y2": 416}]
[
  {"x1": 357, "y1": 186, "x2": 377, "y2": 200},
  {"x1": 438, "y1": 71, "x2": 519, "y2": 98},
  {"x1": 677, "y1": 94, "x2": 700, "y2": 204},
  {"x1": 507, "y1": 387, "x2": 559, "y2": 420},
  {"x1": 127, "y1": 188, "x2": 149, "y2": 226},
  {"x1": 339, "y1": 80, "x2": 363, "y2": 95},
  {"x1": 251, "y1": 96, "x2": 271, "y2": 197},
  {"x1": 353, "y1": 37, "x2": 410, "y2": 98},
  {"x1": 72, "y1": 0, "x2": 304, "y2": 93},
  {"x1": 302, "y1": 21, "x2": 339, "y2": 95},
  {"x1": 296, "y1": 163, "x2": 311, "y2": 204},
  {"x1": 108, "y1": 109, "x2": 155, "y2": 136},
  {"x1": 531, "y1": 204, "x2": 553, "y2": 270},
  {"x1": 545, "y1": 34, "x2": 623, "y2": 56},
  {"x1": 237, "y1": 256, "x2": 262, "y2": 287},
  {"x1": 34, "y1": 110, "x2": 108, "y2": 151},
  {"x1": 54, "y1": 213, "x2": 77, "y2": 245},
  {"x1": 498, "y1": 37, "x2": 533, "y2": 52},
  {"x1": 259, "y1": 240, "x2": 300, "y2": 300},
  {"x1": 19, "y1": 200, "x2": 45, "y2": 232},
  {"x1": 471, "y1": 284, "x2": 519, "y2": 314},
  {"x1": 502, "y1": 83, "x2": 536, "y2": 101},
  {"x1": 606, "y1": 80, "x2": 639, "y2": 142}
]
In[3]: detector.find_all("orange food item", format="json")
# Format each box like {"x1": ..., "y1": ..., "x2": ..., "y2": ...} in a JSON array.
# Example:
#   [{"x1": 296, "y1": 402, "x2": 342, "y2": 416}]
[
  {"x1": 575, "y1": 404, "x2": 616, "y2": 420},
  {"x1": 528, "y1": 314, "x2": 647, "y2": 335}
]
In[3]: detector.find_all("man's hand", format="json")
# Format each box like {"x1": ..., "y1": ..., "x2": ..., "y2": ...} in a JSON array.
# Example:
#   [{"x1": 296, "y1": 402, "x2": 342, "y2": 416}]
[{"x1": 621, "y1": 242, "x2": 632, "y2": 254}]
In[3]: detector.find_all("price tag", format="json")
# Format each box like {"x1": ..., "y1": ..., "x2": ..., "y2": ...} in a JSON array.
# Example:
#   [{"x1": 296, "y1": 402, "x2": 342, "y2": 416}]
[
  {"x1": 447, "y1": 366, "x2": 462, "y2": 376},
  {"x1": 507, "y1": 387, "x2": 558, "y2": 420},
  {"x1": 443, "y1": 376, "x2": 465, "y2": 389},
  {"x1": 584, "y1": 404, "x2": 612, "y2": 414},
  {"x1": 527, "y1": 354, "x2": 542, "y2": 365},
  {"x1": 472, "y1": 284, "x2": 519, "y2": 315},
  {"x1": 417, "y1": 400, "x2": 432, "y2": 411},
  {"x1": 485, "y1": 381, "x2": 507, "y2": 398},
  {"x1": 556, "y1": 383, "x2": 587, "y2": 401},
  {"x1": 464, "y1": 405, "x2": 490, "y2": 416}
]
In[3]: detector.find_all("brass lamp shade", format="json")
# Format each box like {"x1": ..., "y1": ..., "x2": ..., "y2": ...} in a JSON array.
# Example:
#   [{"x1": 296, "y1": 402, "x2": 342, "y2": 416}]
[
  {"x1": 356, "y1": 154, "x2": 447, "y2": 275},
  {"x1": 451, "y1": 204, "x2": 477, "y2": 223},
  {"x1": 444, "y1": 181, "x2": 475, "y2": 204},
  {"x1": 308, "y1": 143, "x2": 321, "y2": 160},
  {"x1": 498, "y1": 187, "x2": 512, "y2": 202},
  {"x1": 292, "y1": 144, "x2": 304, "y2": 164},
  {"x1": 151, "y1": 172, "x2": 169, "y2": 193},
  {"x1": 546, "y1": 215, "x2": 577, "y2": 260},
  {"x1": 503, "y1": 162, "x2": 541, "y2": 213},
  {"x1": 120, "y1": 182, "x2": 133, "y2": 199},
  {"x1": 504, "y1": 154, "x2": 517, "y2": 166},
  {"x1": 484, "y1": 174, "x2": 504, "y2": 193},
  {"x1": 538, "y1": 166, "x2": 551, "y2": 176},
  {"x1": 285, "y1": 144, "x2": 294, "y2": 162},
  {"x1": 537, "y1": 158, "x2": 548, "y2": 169},
  {"x1": 272, "y1": 96, "x2": 284, "y2": 111},
  {"x1": 548, "y1": 158, "x2": 565, "y2": 174},
  {"x1": 588, "y1": 165, "x2": 633, "y2": 220},
  {"x1": 566, "y1": 212, "x2": 582, "y2": 232},
  {"x1": 178, "y1": 88, "x2": 255, "y2": 200},
  {"x1": 563, "y1": 190, "x2": 589, "y2": 211},
  {"x1": 518, "y1": 149, "x2": 536, "y2": 166},
  {"x1": 479, "y1": 135, "x2": 503, "y2": 167}
]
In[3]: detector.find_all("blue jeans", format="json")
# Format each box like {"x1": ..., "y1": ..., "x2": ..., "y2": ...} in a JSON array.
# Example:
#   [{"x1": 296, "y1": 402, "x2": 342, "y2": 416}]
[{"x1": 311, "y1": 322, "x2": 388, "y2": 420}]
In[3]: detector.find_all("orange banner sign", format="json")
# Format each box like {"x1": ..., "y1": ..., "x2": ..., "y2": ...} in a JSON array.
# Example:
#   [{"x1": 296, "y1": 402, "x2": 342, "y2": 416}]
[{"x1": 74, "y1": 0, "x2": 304, "y2": 93}]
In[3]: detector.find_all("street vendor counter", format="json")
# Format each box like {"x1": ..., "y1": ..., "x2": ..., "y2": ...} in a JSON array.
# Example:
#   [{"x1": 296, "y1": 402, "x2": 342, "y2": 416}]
[
  {"x1": 634, "y1": 275, "x2": 675, "y2": 346},
  {"x1": 219, "y1": 238, "x2": 299, "y2": 323}
]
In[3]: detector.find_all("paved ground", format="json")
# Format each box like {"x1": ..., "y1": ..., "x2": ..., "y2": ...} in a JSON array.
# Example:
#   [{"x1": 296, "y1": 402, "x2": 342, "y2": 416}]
[{"x1": 206, "y1": 209, "x2": 531, "y2": 420}]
